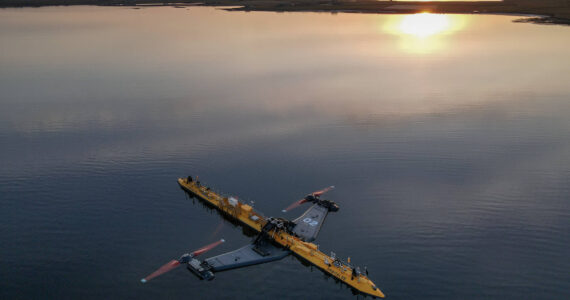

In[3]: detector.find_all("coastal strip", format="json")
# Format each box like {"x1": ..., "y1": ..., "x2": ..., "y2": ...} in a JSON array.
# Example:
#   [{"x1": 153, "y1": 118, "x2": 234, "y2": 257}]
[{"x1": 2, "y1": 0, "x2": 569, "y2": 25}]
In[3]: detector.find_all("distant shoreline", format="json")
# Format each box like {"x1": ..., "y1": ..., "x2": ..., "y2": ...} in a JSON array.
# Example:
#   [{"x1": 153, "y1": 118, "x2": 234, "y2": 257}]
[{"x1": 2, "y1": 0, "x2": 569, "y2": 25}]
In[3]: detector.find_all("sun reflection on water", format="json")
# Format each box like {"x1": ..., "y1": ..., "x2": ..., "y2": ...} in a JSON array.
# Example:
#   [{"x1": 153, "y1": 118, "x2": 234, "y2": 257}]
[
  {"x1": 400, "y1": 13, "x2": 450, "y2": 38},
  {"x1": 383, "y1": 13, "x2": 467, "y2": 54}
]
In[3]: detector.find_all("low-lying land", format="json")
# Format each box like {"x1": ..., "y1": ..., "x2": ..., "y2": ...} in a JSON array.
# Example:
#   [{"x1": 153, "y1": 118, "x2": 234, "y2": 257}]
[{"x1": 2, "y1": 0, "x2": 569, "y2": 25}]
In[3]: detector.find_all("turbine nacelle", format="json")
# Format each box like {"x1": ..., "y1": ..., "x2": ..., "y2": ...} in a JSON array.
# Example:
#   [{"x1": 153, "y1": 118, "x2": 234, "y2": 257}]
[{"x1": 141, "y1": 239, "x2": 225, "y2": 283}]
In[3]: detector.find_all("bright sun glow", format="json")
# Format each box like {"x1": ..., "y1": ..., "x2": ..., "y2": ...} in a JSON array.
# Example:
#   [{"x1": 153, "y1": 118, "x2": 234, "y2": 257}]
[
  {"x1": 399, "y1": 13, "x2": 450, "y2": 38},
  {"x1": 382, "y1": 13, "x2": 467, "y2": 54}
]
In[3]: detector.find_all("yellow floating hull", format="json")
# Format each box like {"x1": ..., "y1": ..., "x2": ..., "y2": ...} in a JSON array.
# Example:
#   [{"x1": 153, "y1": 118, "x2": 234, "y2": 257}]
[{"x1": 178, "y1": 178, "x2": 385, "y2": 298}]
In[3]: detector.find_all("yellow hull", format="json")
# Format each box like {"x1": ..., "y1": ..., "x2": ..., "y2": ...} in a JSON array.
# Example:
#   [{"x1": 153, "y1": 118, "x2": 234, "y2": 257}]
[{"x1": 178, "y1": 178, "x2": 385, "y2": 298}]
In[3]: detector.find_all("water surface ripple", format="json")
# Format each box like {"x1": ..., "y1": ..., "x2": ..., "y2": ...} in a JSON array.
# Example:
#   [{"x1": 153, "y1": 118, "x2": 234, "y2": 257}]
[{"x1": 1, "y1": 6, "x2": 569, "y2": 300}]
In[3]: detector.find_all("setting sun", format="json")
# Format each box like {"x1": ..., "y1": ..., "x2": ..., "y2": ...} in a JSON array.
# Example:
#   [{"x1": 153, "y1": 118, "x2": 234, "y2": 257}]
[{"x1": 399, "y1": 13, "x2": 450, "y2": 38}]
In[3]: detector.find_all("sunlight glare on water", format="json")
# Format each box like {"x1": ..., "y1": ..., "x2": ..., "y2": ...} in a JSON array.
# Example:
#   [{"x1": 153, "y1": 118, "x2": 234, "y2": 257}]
[
  {"x1": 383, "y1": 13, "x2": 467, "y2": 54},
  {"x1": 400, "y1": 13, "x2": 451, "y2": 37}
]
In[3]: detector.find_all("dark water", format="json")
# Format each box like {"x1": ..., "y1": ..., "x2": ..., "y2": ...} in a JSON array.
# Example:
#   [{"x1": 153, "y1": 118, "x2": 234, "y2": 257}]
[{"x1": 1, "y1": 6, "x2": 569, "y2": 300}]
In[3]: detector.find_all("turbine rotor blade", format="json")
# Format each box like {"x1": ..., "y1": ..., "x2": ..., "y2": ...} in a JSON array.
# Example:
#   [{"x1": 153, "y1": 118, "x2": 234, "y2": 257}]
[
  {"x1": 140, "y1": 260, "x2": 180, "y2": 283},
  {"x1": 192, "y1": 239, "x2": 225, "y2": 257},
  {"x1": 312, "y1": 185, "x2": 335, "y2": 196},
  {"x1": 282, "y1": 199, "x2": 307, "y2": 213}
]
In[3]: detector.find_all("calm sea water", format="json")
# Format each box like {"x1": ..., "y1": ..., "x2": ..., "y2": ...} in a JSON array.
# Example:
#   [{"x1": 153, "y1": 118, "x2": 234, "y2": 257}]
[{"x1": 1, "y1": 6, "x2": 569, "y2": 300}]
